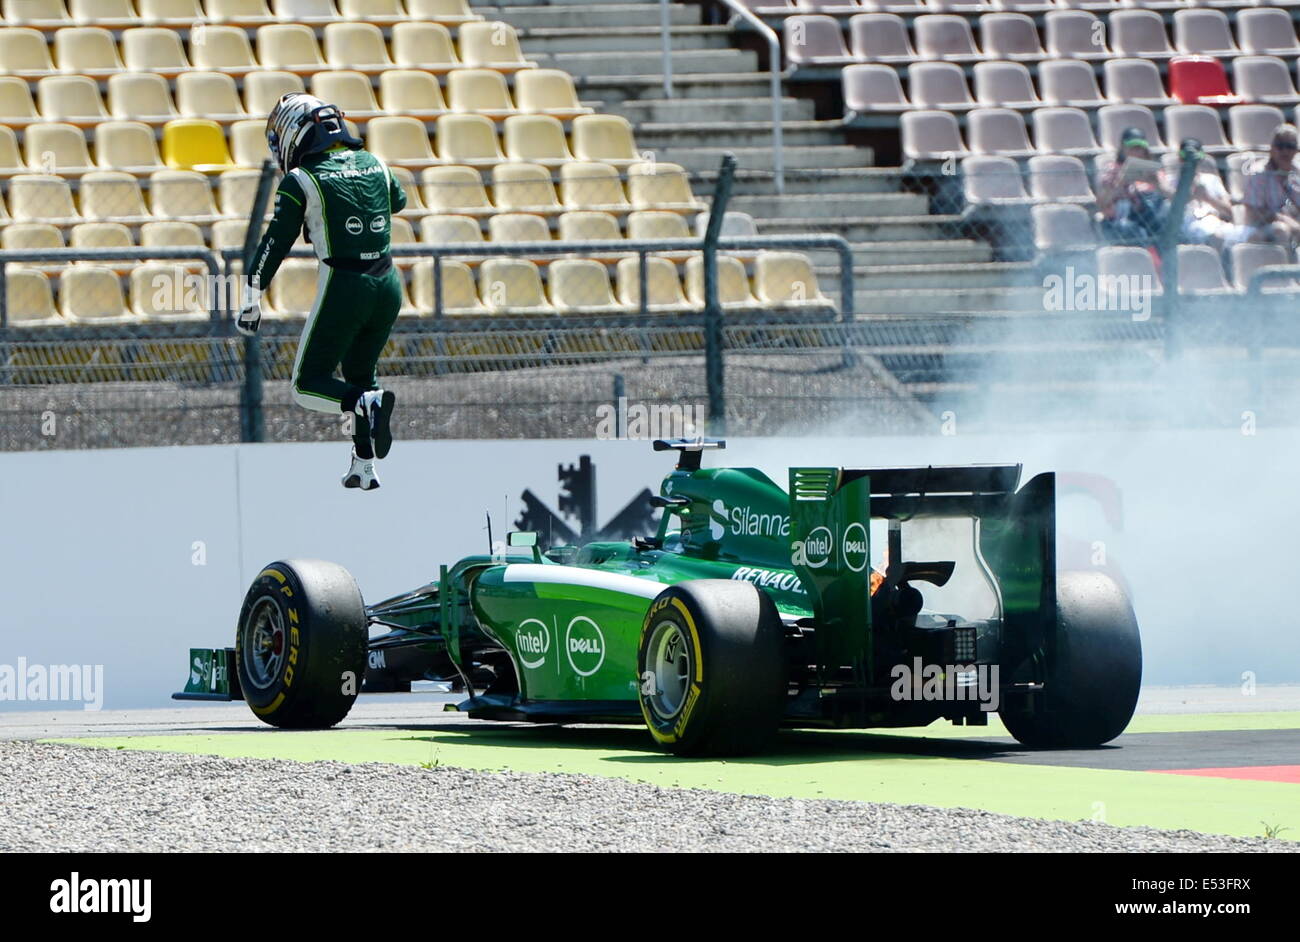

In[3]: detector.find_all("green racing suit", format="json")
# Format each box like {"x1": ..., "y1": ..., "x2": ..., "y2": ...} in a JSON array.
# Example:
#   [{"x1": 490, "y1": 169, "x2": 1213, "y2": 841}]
[{"x1": 250, "y1": 146, "x2": 408, "y2": 414}]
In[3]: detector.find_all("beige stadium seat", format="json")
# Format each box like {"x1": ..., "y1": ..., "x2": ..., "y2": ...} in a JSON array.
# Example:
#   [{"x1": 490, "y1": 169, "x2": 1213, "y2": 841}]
[
  {"x1": 140, "y1": 220, "x2": 204, "y2": 247},
  {"x1": 367, "y1": 115, "x2": 438, "y2": 167},
  {"x1": 1234, "y1": 57, "x2": 1298, "y2": 105},
  {"x1": 389, "y1": 213, "x2": 415, "y2": 246},
  {"x1": 0, "y1": 77, "x2": 39, "y2": 124},
  {"x1": 1172, "y1": 9, "x2": 1237, "y2": 57},
  {"x1": 980, "y1": 13, "x2": 1046, "y2": 61},
  {"x1": 491, "y1": 161, "x2": 560, "y2": 213},
  {"x1": 435, "y1": 113, "x2": 504, "y2": 166},
  {"x1": 627, "y1": 209, "x2": 691, "y2": 241},
  {"x1": 559, "y1": 161, "x2": 629, "y2": 212},
  {"x1": 571, "y1": 114, "x2": 638, "y2": 166},
  {"x1": 204, "y1": 0, "x2": 275, "y2": 23},
  {"x1": 0, "y1": 27, "x2": 55, "y2": 74},
  {"x1": 410, "y1": 259, "x2": 485, "y2": 314},
  {"x1": 457, "y1": 21, "x2": 531, "y2": 70},
  {"x1": 848, "y1": 14, "x2": 917, "y2": 63},
  {"x1": 1176, "y1": 244, "x2": 1232, "y2": 295},
  {"x1": 1038, "y1": 58, "x2": 1103, "y2": 107},
  {"x1": 25, "y1": 122, "x2": 93, "y2": 173},
  {"x1": 914, "y1": 15, "x2": 982, "y2": 62},
  {"x1": 52, "y1": 27, "x2": 121, "y2": 73},
  {"x1": 1043, "y1": 11, "x2": 1111, "y2": 60},
  {"x1": 1097, "y1": 103, "x2": 1164, "y2": 150},
  {"x1": 1108, "y1": 10, "x2": 1174, "y2": 59},
  {"x1": 271, "y1": 0, "x2": 337, "y2": 21},
  {"x1": 121, "y1": 28, "x2": 191, "y2": 71},
  {"x1": 447, "y1": 68, "x2": 516, "y2": 118},
  {"x1": 548, "y1": 259, "x2": 622, "y2": 313},
  {"x1": 627, "y1": 161, "x2": 703, "y2": 212},
  {"x1": 266, "y1": 259, "x2": 319, "y2": 316},
  {"x1": 2, "y1": 222, "x2": 64, "y2": 251},
  {"x1": 1104, "y1": 58, "x2": 1174, "y2": 106},
  {"x1": 69, "y1": 221, "x2": 133, "y2": 249},
  {"x1": 420, "y1": 165, "x2": 493, "y2": 215},
  {"x1": 218, "y1": 168, "x2": 266, "y2": 217},
  {"x1": 1096, "y1": 245, "x2": 1160, "y2": 292},
  {"x1": 558, "y1": 210, "x2": 621, "y2": 242},
  {"x1": 210, "y1": 217, "x2": 249, "y2": 253},
  {"x1": 1164, "y1": 104, "x2": 1229, "y2": 153},
  {"x1": 106, "y1": 73, "x2": 177, "y2": 120},
  {"x1": 138, "y1": 0, "x2": 204, "y2": 21},
  {"x1": 175, "y1": 72, "x2": 246, "y2": 122},
  {"x1": 684, "y1": 255, "x2": 756, "y2": 309},
  {"x1": 1032, "y1": 106, "x2": 1102, "y2": 154},
  {"x1": 785, "y1": 15, "x2": 853, "y2": 67},
  {"x1": 79, "y1": 170, "x2": 150, "y2": 220},
  {"x1": 380, "y1": 69, "x2": 447, "y2": 116},
  {"x1": 4, "y1": 269, "x2": 60, "y2": 326},
  {"x1": 1237, "y1": 8, "x2": 1300, "y2": 58},
  {"x1": 69, "y1": 0, "x2": 133, "y2": 23},
  {"x1": 514, "y1": 69, "x2": 590, "y2": 117},
  {"x1": 692, "y1": 210, "x2": 755, "y2": 240},
  {"x1": 478, "y1": 257, "x2": 553, "y2": 313},
  {"x1": 1027, "y1": 154, "x2": 1094, "y2": 203},
  {"x1": 502, "y1": 114, "x2": 573, "y2": 165},
  {"x1": 244, "y1": 71, "x2": 305, "y2": 116},
  {"x1": 149, "y1": 169, "x2": 220, "y2": 220},
  {"x1": 909, "y1": 62, "x2": 976, "y2": 110},
  {"x1": 1231, "y1": 242, "x2": 1293, "y2": 292},
  {"x1": 420, "y1": 213, "x2": 483, "y2": 245},
  {"x1": 391, "y1": 22, "x2": 459, "y2": 70},
  {"x1": 0, "y1": 125, "x2": 26, "y2": 174},
  {"x1": 3, "y1": 0, "x2": 70, "y2": 24},
  {"x1": 488, "y1": 212, "x2": 550, "y2": 243},
  {"x1": 616, "y1": 256, "x2": 689, "y2": 311},
  {"x1": 842, "y1": 63, "x2": 910, "y2": 115},
  {"x1": 162, "y1": 118, "x2": 235, "y2": 171},
  {"x1": 311, "y1": 71, "x2": 380, "y2": 116},
  {"x1": 973, "y1": 60, "x2": 1040, "y2": 108},
  {"x1": 970, "y1": 107, "x2": 1038, "y2": 158},
  {"x1": 406, "y1": 0, "x2": 479, "y2": 22},
  {"x1": 229, "y1": 119, "x2": 271, "y2": 167},
  {"x1": 1230, "y1": 104, "x2": 1287, "y2": 150},
  {"x1": 388, "y1": 164, "x2": 424, "y2": 213},
  {"x1": 323, "y1": 22, "x2": 394, "y2": 70},
  {"x1": 753, "y1": 252, "x2": 829, "y2": 307},
  {"x1": 961, "y1": 154, "x2": 1032, "y2": 205},
  {"x1": 256, "y1": 24, "x2": 326, "y2": 70},
  {"x1": 1032, "y1": 202, "x2": 1097, "y2": 253},
  {"x1": 900, "y1": 110, "x2": 970, "y2": 161},
  {"x1": 339, "y1": 0, "x2": 404, "y2": 20},
  {"x1": 36, "y1": 75, "x2": 107, "y2": 122},
  {"x1": 8, "y1": 174, "x2": 80, "y2": 222},
  {"x1": 60, "y1": 266, "x2": 133, "y2": 322},
  {"x1": 130, "y1": 263, "x2": 208, "y2": 319},
  {"x1": 189, "y1": 25, "x2": 258, "y2": 71}
]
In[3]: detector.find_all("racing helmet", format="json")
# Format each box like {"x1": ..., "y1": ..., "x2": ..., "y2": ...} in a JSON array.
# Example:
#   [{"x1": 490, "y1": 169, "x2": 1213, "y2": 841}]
[{"x1": 265, "y1": 92, "x2": 362, "y2": 172}]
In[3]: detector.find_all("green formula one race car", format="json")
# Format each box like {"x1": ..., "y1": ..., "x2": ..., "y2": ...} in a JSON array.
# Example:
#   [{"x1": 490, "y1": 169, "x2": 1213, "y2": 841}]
[{"x1": 176, "y1": 439, "x2": 1142, "y2": 756}]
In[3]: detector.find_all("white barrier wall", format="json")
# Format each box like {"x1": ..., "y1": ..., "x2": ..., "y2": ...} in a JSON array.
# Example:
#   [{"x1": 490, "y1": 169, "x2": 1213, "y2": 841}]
[{"x1": 1, "y1": 431, "x2": 1297, "y2": 710}]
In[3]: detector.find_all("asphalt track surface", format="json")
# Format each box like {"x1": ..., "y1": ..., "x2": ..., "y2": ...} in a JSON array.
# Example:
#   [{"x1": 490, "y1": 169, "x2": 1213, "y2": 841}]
[{"x1": 5, "y1": 686, "x2": 1299, "y2": 843}]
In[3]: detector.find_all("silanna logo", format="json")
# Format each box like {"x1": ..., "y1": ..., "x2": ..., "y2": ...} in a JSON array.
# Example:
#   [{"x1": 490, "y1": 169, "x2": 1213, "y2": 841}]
[{"x1": 708, "y1": 500, "x2": 791, "y2": 541}]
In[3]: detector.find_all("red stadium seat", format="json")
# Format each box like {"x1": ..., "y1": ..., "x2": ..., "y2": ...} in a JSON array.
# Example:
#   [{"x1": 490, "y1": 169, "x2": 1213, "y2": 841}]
[{"x1": 1167, "y1": 56, "x2": 1238, "y2": 106}]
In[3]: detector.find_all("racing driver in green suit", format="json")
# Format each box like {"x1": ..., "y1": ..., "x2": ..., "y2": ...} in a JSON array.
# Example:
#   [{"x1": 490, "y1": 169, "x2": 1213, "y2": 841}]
[{"x1": 237, "y1": 92, "x2": 406, "y2": 491}]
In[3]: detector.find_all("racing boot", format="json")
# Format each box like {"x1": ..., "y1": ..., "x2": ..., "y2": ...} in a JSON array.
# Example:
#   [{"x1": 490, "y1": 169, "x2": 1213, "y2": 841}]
[
  {"x1": 357, "y1": 388, "x2": 396, "y2": 460},
  {"x1": 342, "y1": 448, "x2": 380, "y2": 490}
]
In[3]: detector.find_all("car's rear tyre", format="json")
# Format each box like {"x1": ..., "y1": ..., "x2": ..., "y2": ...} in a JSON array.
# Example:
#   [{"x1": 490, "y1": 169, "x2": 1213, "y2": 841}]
[
  {"x1": 236, "y1": 559, "x2": 368, "y2": 729},
  {"x1": 637, "y1": 580, "x2": 786, "y2": 757},
  {"x1": 1000, "y1": 570, "x2": 1142, "y2": 747}
]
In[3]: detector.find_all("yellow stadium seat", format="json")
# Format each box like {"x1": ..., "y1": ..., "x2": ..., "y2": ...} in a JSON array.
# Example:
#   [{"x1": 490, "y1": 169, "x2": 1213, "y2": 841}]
[
  {"x1": 446, "y1": 69, "x2": 515, "y2": 118},
  {"x1": 2, "y1": 222, "x2": 64, "y2": 252},
  {"x1": 626, "y1": 210, "x2": 690, "y2": 242},
  {"x1": 69, "y1": 0, "x2": 133, "y2": 24},
  {"x1": 457, "y1": 21, "x2": 530, "y2": 70},
  {"x1": 379, "y1": 69, "x2": 446, "y2": 117},
  {"x1": 753, "y1": 252, "x2": 829, "y2": 307},
  {"x1": 203, "y1": 0, "x2": 274, "y2": 23},
  {"x1": 256, "y1": 24, "x2": 326, "y2": 70},
  {"x1": 228, "y1": 119, "x2": 270, "y2": 167},
  {"x1": 4, "y1": 269, "x2": 60, "y2": 325},
  {"x1": 189, "y1": 25, "x2": 258, "y2": 71},
  {"x1": 488, "y1": 212, "x2": 550, "y2": 244},
  {"x1": 243, "y1": 71, "x2": 305, "y2": 116},
  {"x1": 95, "y1": 120, "x2": 165, "y2": 171},
  {"x1": 366, "y1": 115, "x2": 437, "y2": 167},
  {"x1": 176, "y1": 72, "x2": 246, "y2": 120},
  {"x1": 558, "y1": 210, "x2": 620, "y2": 243},
  {"x1": 130, "y1": 263, "x2": 208, "y2": 319},
  {"x1": 628, "y1": 161, "x2": 704, "y2": 213},
  {"x1": 140, "y1": 220, "x2": 204, "y2": 247},
  {"x1": 323, "y1": 22, "x2": 393, "y2": 70},
  {"x1": 162, "y1": 118, "x2": 235, "y2": 171},
  {"x1": 435, "y1": 113, "x2": 503, "y2": 166},
  {"x1": 24, "y1": 122, "x2": 93, "y2": 173},
  {"x1": 685, "y1": 255, "x2": 757, "y2": 309},
  {"x1": 559, "y1": 161, "x2": 629, "y2": 212},
  {"x1": 616, "y1": 255, "x2": 690, "y2": 311},
  {"x1": 59, "y1": 265, "x2": 133, "y2": 322},
  {"x1": 405, "y1": 0, "x2": 478, "y2": 23},
  {"x1": 548, "y1": 258, "x2": 621, "y2": 314},
  {"x1": 0, "y1": 27, "x2": 55, "y2": 73},
  {"x1": 391, "y1": 22, "x2": 459, "y2": 70},
  {"x1": 106, "y1": 73, "x2": 177, "y2": 120},
  {"x1": 138, "y1": 0, "x2": 204, "y2": 21},
  {"x1": 149, "y1": 169, "x2": 220, "y2": 220},
  {"x1": 311, "y1": 70, "x2": 380, "y2": 116},
  {"x1": 272, "y1": 0, "x2": 336, "y2": 20},
  {"x1": 514, "y1": 69, "x2": 591, "y2": 118},
  {"x1": 478, "y1": 257, "x2": 552, "y2": 314},
  {"x1": 121, "y1": 28, "x2": 191, "y2": 72},
  {"x1": 3, "y1": 0, "x2": 69, "y2": 24},
  {"x1": 8, "y1": 174, "x2": 80, "y2": 222},
  {"x1": 36, "y1": 75, "x2": 106, "y2": 122},
  {"x1": 419, "y1": 214, "x2": 482, "y2": 246},
  {"x1": 491, "y1": 161, "x2": 559, "y2": 213},
  {"x1": 411, "y1": 259, "x2": 484, "y2": 314},
  {"x1": 0, "y1": 126, "x2": 23, "y2": 173},
  {"x1": 502, "y1": 114, "x2": 573, "y2": 166},
  {"x1": 266, "y1": 259, "x2": 320, "y2": 317},
  {"x1": 0, "y1": 76, "x2": 39, "y2": 123},
  {"x1": 420, "y1": 165, "x2": 492, "y2": 215},
  {"x1": 79, "y1": 171, "x2": 150, "y2": 221},
  {"x1": 571, "y1": 114, "x2": 639, "y2": 166}
]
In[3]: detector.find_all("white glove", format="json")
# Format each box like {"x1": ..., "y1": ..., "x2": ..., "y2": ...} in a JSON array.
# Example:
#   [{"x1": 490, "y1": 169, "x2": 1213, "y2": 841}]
[{"x1": 236, "y1": 279, "x2": 262, "y2": 336}]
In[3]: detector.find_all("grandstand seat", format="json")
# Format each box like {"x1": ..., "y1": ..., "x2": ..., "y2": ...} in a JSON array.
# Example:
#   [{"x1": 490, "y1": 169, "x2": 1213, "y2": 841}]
[
  {"x1": 1032, "y1": 202, "x2": 1097, "y2": 253},
  {"x1": 72, "y1": 0, "x2": 134, "y2": 23},
  {"x1": 3, "y1": 0, "x2": 70, "y2": 24},
  {"x1": 1224, "y1": 151, "x2": 1258, "y2": 201},
  {"x1": 24, "y1": 122, "x2": 93, "y2": 173},
  {"x1": 1096, "y1": 245, "x2": 1160, "y2": 293},
  {"x1": 203, "y1": 0, "x2": 275, "y2": 21},
  {"x1": 311, "y1": 70, "x2": 380, "y2": 116},
  {"x1": 148, "y1": 169, "x2": 220, "y2": 220},
  {"x1": 266, "y1": 259, "x2": 318, "y2": 316},
  {"x1": 1108, "y1": 11, "x2": 1175, "y2": 59},
  {"x1": 53, "y1": 27, "x2": 122, "y2": 73},
  {"x1": 367, "y1": 115, "x2": 438, "y2": 167},
  {"x1": 915, "y1": 14, "x2": 983, "y2": 62},
  {"x1": 560, "y1": 161, "x2": 630, "y2": 212},
  {"x1": 693, "y1": 210, "x2": 758, "y2": 240},
  {"x1": 176, "y1": 72, "x2": 247, "y2": 120},
  {"x1": 1236, "y1": 8, "x2": 1300, "y2": 58},
  {"x1": 1038, "y1": 58, "x2": 1104, "y2": 107},
  {"x1": 410, "y1": 259, "x2": 485, "y2": 314},
  {"x1": 106, "y1": 73, "x2": 177, "y2": 121},
  {"x1": 558, "y1": 210, "x2": 622, "y2": 242},
  {"x1": 901, "y1": 109, "x2": 970, "y2": 160},
  {"x1": 69, "y1": 221, "x2": 133, "y2": 249},
  {"x1": 209, "y1": 218, "x2": 250, "y2": 255},
  {"x1": 1230, "y1": 104, "x2": 1288, "y2": 149},
  {"x1": 0, "y1": 126, "x2": 25, "y2": 175},
  {"x1": 457, "y1": 21, "x2": 531, "y2": 70},
  {"x1": 1043, "y1": 11, "x2": 1112, "y2": 60},
  {"x1": 1172, "y1": 9, "x2": 1238, "y2": 57},
  {"x1": 1231, "y1": 242, "x2": 1294, "y2": 291},
  {"x1": 387, "y1": 165, "x2": 424, "y2": 214},
  {"x1": 138, "y1": 0, "x2": 204, "y2": 21},
  {"x1": 991, "y1": 0, "x2": 1052, "y2": 11},
  {"x1": 0, "y1": 77, "x2": 39, "y2": 124},
  {"x1": 59, "y1": 266, "x2": 132, "y2": 322},
  {"x1": 616, "y1": 256, "x2": 690, "y2": 312},
  {"x1": 1097, "y1": 103, "x2": 1165, "y2": 150},
  {"x1": 0, "y1": 27, "x2": 55, "y2": 73},
  {"x1": 3, "y1": 269, "x2": 59, "y2": 326},
  {"x1": 36, "y1": 75, "x2": 107, "y2": 122},
  {"x1": 514, "y1": 69, "x2": 590, "y2": 118},
  {"x1": 436, "y1": 113, "x2": 505, "y2": 166},
  {"x1": 753, "y1": 252, "x2": 829, "y2": 307},
  {"x1": 967, "y1": 107, "x2": 1036, "y2": 157},
  {"x1": 447, "y1": 69, "x2": 515, "y2": 118},
  {"x1": 572, "y1": 114, "x2": 639, "y2": 166},
  {"x1": 256, "y1": 24, "x2": 326, "y2": 69},
  {"x1": 502, "y1": 114, "x2": 574, "y2": 166},
  {"x1": 909, "y1": 62, "x2": 977, "y2": 110},
  {"x1": 272, "y1": 0, "x2": 336, "y2": 20},
  {"x1": 1167, "y1": 56, "x2": 1235, "y2": 105},
  {"x1": 685, "y1": 255, "x2": 756, "y2": 309},
  {"x1": 338, "y1": 0, "x2": 408, "y2": 21},
  {"x1": 8, "y1": 174, "x2": 79, "y2": 222},
  {"x1": 973, "y1": 60, "x2": 1040, "y2": 107},
  {"x1": 391, "y1": 22, "x2": 459, "y2": 70},
  {"x1": 548, "y1": 259, "x2": 622, "y2": 314},
  {"x1": 407, "y1": 0, "x2": 480, "y2": 21},
  {"x1": 420, "y1": 214, "x2": 483, "y2": 245},
  {"x1": 1164, "y1": 104, "x2": 1231, "y2": 154},
  {"x1": 1104, "y1": 58, "x2": 1175, "y2": 106},
  {"x1": 1233, "y1": 56, "x2": 1300, "y2": 105},
  {"x1": 842, "y1": 63, "x2": 911, "y2": 114},
  {"x1": 491, "y1": 161, "x2": 561, "y2": 213},
  {"x1": 2, "y1": 222, "x2": 63, "y2": 252},
  {"x1": 488, "y1": 212, "x2": 551, "y2": 243},
  {"x1": 629, "y1": 209, "x2": 691, "y2": 247},
  {"x1": 478, "y1": 257, "x2": 553, "y2": 313},
  {"x1": 323, "y1": 22, "x2": 394, "y2": 70},
  {"x1": 1027, "y1": 153, "x2": 1094, "y2": 202},
  {"x1": 379, "y1": 69, "x2": 447, "y2": 116},
  {"x1": 217, "y1": 168, "x2": 265, "y2": 217},
  {"x1": 1176, "y1": 243, "x2": 1232, "y2": 295},
  {"x1": 420, "y1": 165, "x2": 493, "y2": 215},
  {"x1": 229, "y1": 119, "x2": 271, "y2": 167},
  {"x1": 848, "y1": 14, "x2": 918, "y2": 63},
  {"x1": 785, "y1": 15, "x2": 855, "y2": 66},
  {"x1": 130, "y1": 263, "x2": 207, "y2": 319},
  {"x1": 140, "y1": 220, "x2": 204, "y2": 247},
  {"x1": 244, "y1": 71, "x2": 305, "y2": 115},
  {"x1": 121, "y1": 27, "x2": 191, "y2": 72},
  {"x1": 961, "y1": 154, "x2": 1033, "y2": 205},
  {"x1": 161, "y1": 119, "x2": 236, "y2": 171},
  {"x1": 627, "y1": 161, "x2": 704, "y2": 212},
  {"x1": 980, "y1": 13, "x2": 1046, "y2": 60},
  {"x1": 79, "y1": 171, "x2": 150, "y2": 221},
  {"x1": 190, "y1": 25, "x2": 258, "y2": 71}
]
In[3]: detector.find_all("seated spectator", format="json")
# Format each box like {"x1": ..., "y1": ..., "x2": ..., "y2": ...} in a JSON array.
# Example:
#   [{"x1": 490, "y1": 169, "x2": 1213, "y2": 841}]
[
  {"x1": 1175, "y1": 138, "x2": 1248, "y2": 253},
  {"x1": 1243, "y1": 124, "x2": 1300, "y2": 248},
  {"x1": 1098, "y1": 127, "x2": 1172, "y2": 247}
]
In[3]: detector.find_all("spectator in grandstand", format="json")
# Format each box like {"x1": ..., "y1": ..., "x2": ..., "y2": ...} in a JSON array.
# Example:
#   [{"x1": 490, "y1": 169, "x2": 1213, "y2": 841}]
[
  {"x1": 1098, "y1": 127, "x2": 1173, "y2": 247},
  {"x1": 1242, "y1": 124, "x2": 1300, "y2": 249},
  {"x1": 1176, "y1": 138, "x2": 1248, "y2": 254},
  {"x1": 237, "y1": 93, "x2": 406, "y2": 491}
]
